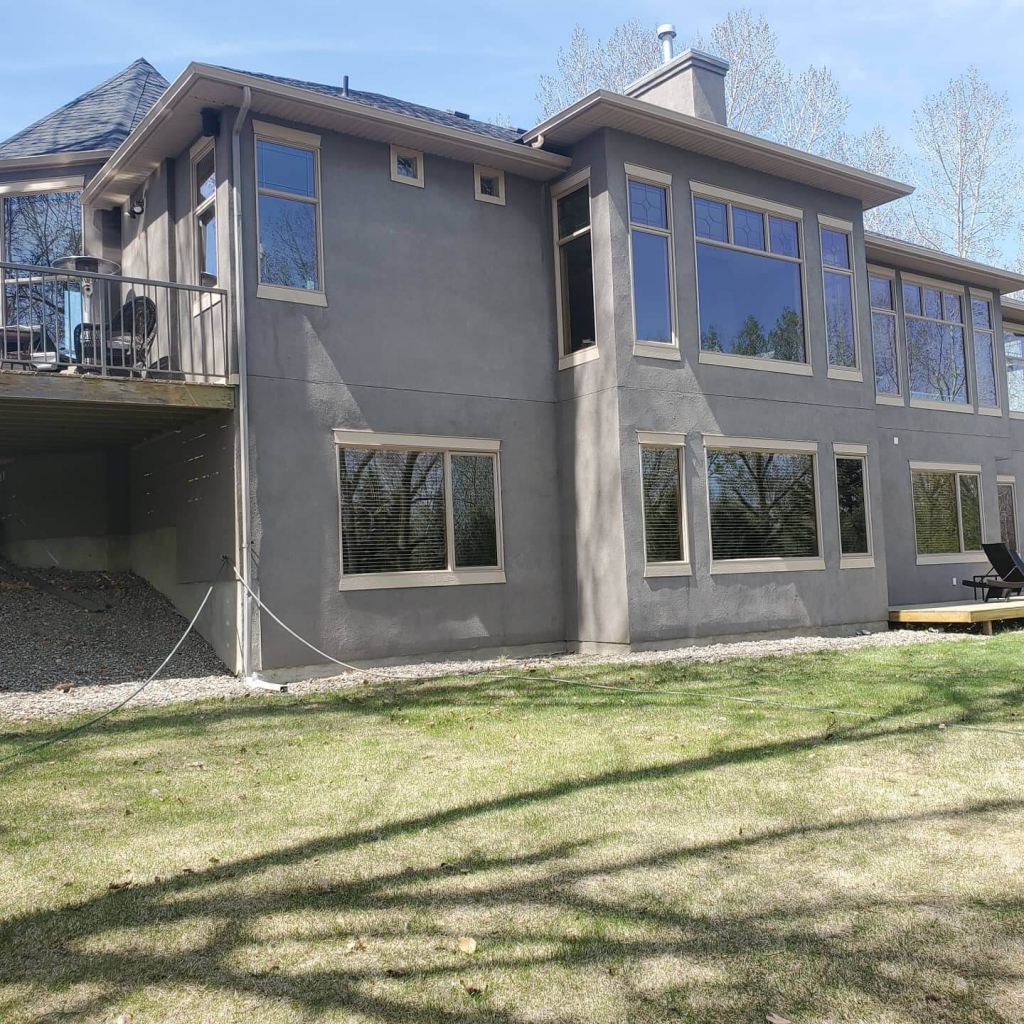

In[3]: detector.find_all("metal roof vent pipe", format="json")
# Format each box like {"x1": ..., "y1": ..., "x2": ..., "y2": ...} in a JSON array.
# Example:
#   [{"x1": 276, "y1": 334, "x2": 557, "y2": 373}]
[{"x1": 658, "y1": 24, "x2": 676, "y2": 64}]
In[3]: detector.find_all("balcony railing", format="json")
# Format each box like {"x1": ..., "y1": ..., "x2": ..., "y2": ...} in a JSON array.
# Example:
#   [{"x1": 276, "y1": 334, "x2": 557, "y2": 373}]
[{"x1": 0, "y1": 262, "x2": 231, "y2": 384}]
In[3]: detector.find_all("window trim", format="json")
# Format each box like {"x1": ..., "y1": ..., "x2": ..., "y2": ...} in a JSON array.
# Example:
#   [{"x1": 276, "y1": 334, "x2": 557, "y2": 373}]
[
  {"x1": 900, "y1": 273, "x2": 972, "y2": 411},
  {"x1": 690, "y1": 181, "x2": 811, "y2": 377},
  {"x1": 334, "y1": 429, "x2": 505, "y2": 591},
  {"x1": 909, "y1": 460, "x2": 986, "y2": 565},
  {"x1": 819, "y1": 215, "x2": 861, "y2": 381},
  {"x1": 867, "y1": 264, "x2": 904, "y2": 405},
  {"x1": 969, "y1": 288, "x2": 1000, "y2": 414},
  {"x1": 702, "y1": 434, "x2": 825, "y2": 574},
  {"x1": 833, "y1": 442, "x2": 873, "y2": 569},
  {"x1": 474, "y1": 164, "x2": 505, "y2": 206},
  {"x1": 637, "y1": 430, "x2": 690, "y2": 577},
  {"x1": 390, "y1": 144, "x2": 425, "y2": 188},
  {"x1": 0, "y1": 178, "x2": 84, "y2": 265},
  {"x1": 626, "y1": 163, "x2": 678, "y2": 360},
  {"x1": 190, "y1": 138, "x2": 218, "y2": 298},
  {"x1": 552, "y1": 167, "x2": 598, "y2": 370},
  {"x1": 1004, "y1": 321, "x2": 1024, "y2": 419},
  {"x1": 998, "y1": 475, "x2": 1018, "y2": 549},
  {"x1": 253, "y1": 119, "x2": 326, "y2": 305}
]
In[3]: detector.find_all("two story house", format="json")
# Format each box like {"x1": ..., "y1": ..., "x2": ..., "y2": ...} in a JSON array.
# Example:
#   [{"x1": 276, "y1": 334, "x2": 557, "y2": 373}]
[{"x1": 2, "y1": 44, "x2": 1023, "y2": 680}]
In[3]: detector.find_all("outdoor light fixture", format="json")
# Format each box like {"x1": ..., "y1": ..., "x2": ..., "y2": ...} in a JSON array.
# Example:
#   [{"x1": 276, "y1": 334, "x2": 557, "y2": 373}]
[{"x1": 128, "y1": 198, "x2": 145, "y2": 219}]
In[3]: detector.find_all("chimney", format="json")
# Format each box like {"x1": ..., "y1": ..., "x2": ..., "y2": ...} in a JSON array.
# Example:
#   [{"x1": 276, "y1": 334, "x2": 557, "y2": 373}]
[{"x1": 624, "y1": 37, "x2": 729, "y2": 126}]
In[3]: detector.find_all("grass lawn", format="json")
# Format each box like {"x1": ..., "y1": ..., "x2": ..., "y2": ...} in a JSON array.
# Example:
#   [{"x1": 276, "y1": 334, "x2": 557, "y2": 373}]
[{"x1": 3, "y1": 635, "x2": 1024, "y2": 1023}]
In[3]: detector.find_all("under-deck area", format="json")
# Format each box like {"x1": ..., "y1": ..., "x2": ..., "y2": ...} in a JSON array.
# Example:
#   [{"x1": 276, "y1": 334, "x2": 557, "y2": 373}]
[{"x1": 889, "y1": 597, "x2": 1024, "y2": 635}]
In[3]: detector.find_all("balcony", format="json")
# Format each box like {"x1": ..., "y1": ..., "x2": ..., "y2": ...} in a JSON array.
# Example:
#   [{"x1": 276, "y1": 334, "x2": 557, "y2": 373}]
[{"x1": 0, "y1": 261, "x2": 234, "y2": 454}]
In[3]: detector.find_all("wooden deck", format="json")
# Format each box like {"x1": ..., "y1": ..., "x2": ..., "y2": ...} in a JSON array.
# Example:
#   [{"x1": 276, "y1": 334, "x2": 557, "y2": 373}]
[{"x1": 889, "y1": 596, "x2": 1024, "y2": 634}]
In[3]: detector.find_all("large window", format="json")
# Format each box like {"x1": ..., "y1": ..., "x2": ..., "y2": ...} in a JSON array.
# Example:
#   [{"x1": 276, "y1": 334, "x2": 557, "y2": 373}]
[
  {"x1": 192, "y1": 142, "x2": 217, "y2": 287},
  {"x1": 869, "y1": 270, "x2": 900, "y2": 399},
  {"x1": 998, "y1": 477, "x2": 1018, "y2": 549},
  {"x1": 902, "y1": 278, "x2": 969, "y2": 407},
  {"x1": 911, "y1": 464, "x2": 984, "y2": 562},
  {"x1": 705, "y1": 437, "x2": 822, "y2": 572},
  {"x1": 254, "y1": 121, "x2": 323, "y2": 303},
  {"x1": 834, "y1": 445, "x2": 872, "y2": 567},
  {"x1": 638, "y1": 434, "x2": 688, "y2": 575},
  {"x1": 627, "y1": 165, "x2": 675, "y2": 354},
  {"x1": 1004, "y1": 328, "x2": 1024, "y2": 414},
  {"x1": 971, "y1": 293, "x2": 998, "y2": 411},
  {"x1": 553, "y1": 173, "x2": 596, "y2": 363},
  {"x1": 693, "y1": 185, "x2": 806, "y2": 372},
  {"x1": 335, "y1": 431, "x2": 504, "y2": 590},
  {"x1": 820, "y1": 220, "x2": 858, "y2": 375}
]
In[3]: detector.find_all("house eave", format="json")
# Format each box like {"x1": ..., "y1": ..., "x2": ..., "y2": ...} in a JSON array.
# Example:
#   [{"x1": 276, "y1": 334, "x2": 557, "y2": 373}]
[
  {"x1": 523, "y1": 91, "x2": 914, "y2": 210},
  {"x1": 0, "y1": 149, "x2": 114, "y2": 173},
  {"x1": 866, "y1": 233, "x2": 1024, "y2": 295},
  {"x1": 82, "y1": 64, "x2": 571, "y2": 208}
]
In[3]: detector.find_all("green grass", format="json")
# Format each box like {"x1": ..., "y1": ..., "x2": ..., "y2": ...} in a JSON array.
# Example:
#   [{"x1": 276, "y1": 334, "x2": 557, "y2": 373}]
[{"x1": 3, "y1": 635, "x2": 1024, "y2": 1023}]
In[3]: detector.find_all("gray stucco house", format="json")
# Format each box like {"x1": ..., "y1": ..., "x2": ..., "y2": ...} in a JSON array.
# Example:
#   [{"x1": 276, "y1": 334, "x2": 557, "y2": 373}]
[{"x1": 3, "y1": 43, "x2": 1024, "y2": 679}]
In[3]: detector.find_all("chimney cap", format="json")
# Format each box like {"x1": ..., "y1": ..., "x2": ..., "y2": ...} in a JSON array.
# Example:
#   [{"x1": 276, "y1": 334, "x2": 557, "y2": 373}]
[{"x1": 657, "y1": 23, "x2": 677, "y2": 40}]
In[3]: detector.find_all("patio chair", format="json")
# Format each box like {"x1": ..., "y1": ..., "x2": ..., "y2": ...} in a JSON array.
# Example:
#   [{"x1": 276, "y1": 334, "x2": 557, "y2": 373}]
[
  {"x1": 73, "y1": 295, "x2": 157, "y2": 373},
  {"x1": 961, "y1": 542, "x2": 1024, "y2": 602}
]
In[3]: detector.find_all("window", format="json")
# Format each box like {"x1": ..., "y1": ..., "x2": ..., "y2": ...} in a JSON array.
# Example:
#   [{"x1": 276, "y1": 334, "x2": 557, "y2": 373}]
[
  {"x1": 902, "y1": 278, "x2": 969, "y2": 408},
  {"x1": 390, "y1": 145, "x2": 424, "y2": 188},
  {"x1": 638, "y1": 433, "x2": 688, "y2": 575},
  {"x1": 998, "y1": 477, "x2": 1018, "y2": 549},
  {"x1": 1, "y1": 179, "x2": 83, "y2": 357},
  {"x1": 254, "y1": 121, "x2": 323, "y2": 304},
  {"x1": 705, "y1": 437, "x2": 822, "y2": 573},
  {"x1": 192, "y1": 142, "x2": 217, "y2": 287},
  {"x1": 820, "y1": 218, "x2": 858, "y2": 376},
  {"x1": 552, "y1": 171, "x2": 596, "y2": 365},
  {"x1": 627, "y1": 165, "x2": 675, "y2": 355},
  {"x1": 474, "y1": 165, "x2": 505, "y2": 206},
  {"x1": 693, "y1": 184, "x2": 807, "y2": 373},
  {"x1": 869, "y1": 270, "x2": 900, "y2": 400},
  {"x1": 335, "y1": 431, "x2": 504, "y2": 590},
  {"x1": 1004, "y1": 328, "x2": 1024, "y2": 414},
  {"x1": 834, "y1": 445, "x2": 872, "y2": 568},
  {"x1": 910, "y1": 463, "x2": 984, "y2": 563},
  {"x1": 971, "y1": 293, "x2": 999, "y2": 411}
]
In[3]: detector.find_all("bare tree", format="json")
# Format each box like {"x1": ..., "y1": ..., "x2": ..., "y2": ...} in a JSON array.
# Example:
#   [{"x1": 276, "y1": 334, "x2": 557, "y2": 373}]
[
  {"x1": 773, "y1": 66, "x2": 849, "y2": 156},
  {"x1": 833, "y1": 125, "x2": 915, "y2": 238},
  {"x1": 910, "y1": 67, "x2": 1023, "y2": 261}
]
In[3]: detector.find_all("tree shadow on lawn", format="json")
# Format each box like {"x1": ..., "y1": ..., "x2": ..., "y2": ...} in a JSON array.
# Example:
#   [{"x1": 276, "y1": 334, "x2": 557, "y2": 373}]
[{"x1": 3, "y1": 708, "x2": 1024, "y2": 1022}]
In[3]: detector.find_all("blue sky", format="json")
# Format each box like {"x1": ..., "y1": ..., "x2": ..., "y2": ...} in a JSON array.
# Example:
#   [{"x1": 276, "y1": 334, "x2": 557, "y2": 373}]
[{"x1": 4, "y1": 0, "x2": 1024, "y2": 154}]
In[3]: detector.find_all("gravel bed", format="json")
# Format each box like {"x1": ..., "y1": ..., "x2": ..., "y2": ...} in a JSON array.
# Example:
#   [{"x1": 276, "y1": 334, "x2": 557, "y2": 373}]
[{"x1": 0, "y1": 566, "x2": 977, "y2": 722}]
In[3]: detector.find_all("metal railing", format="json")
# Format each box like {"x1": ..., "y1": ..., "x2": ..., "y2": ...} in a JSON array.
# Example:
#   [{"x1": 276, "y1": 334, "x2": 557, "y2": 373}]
[{"x1": 0, "y1": 262, "x2": 231, "y2": 383}]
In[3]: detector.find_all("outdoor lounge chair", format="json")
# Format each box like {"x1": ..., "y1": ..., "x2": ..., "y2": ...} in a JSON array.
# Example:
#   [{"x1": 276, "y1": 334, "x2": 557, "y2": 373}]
[
  {"x1": 962, "y1": 542, "x2": 1024, "y2": 601},
  {"x1": 73, "y1": 295, "x2": 157, "y2": 373}
]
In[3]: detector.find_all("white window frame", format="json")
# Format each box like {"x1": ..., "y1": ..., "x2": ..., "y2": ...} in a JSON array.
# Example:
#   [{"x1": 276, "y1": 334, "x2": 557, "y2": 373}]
[
  {"x1": 1004, "y1": 321, "x2": 1024, "y2": 420},
  {"x1": 819, "y1": 215, "x2": 861, "y2": 381},
  {"x1": 334, "y1": 429, "x2": 505, "y2": 591},
  {"x1": 551, "y1": 167, "x2": 598, "y2": 371},
  {"x1": 702, "y1": 434, "x2": 825, "y2": 574},
  {"x1": 833, "y1": 442, "x2": 873, "y2": 569},
  {"x1": 901, "y1": 272, "x2": 971, "y2": 413},
  {"x1": 868, "y1": 264, "x2": 903, "y2": 406},
  {"x1": 189, "y1": 138, "x2": 221, "y2": 316},
  {"x1": 638, "y1": 431, "x2": 690, "y2": 577},
  {"x1": 909, "y1": 460, "x2": 986, "y2": 565},
  {"x1": 691, "y1": 181, "x2": 811, "y2": 377},
  {"x1": 970, "y1": 289, "x2": 1000, "y2": 415},
  {"x1": 253, "y1": 120, "x2": 326, "y2": 307},
  {"x1": 626, "y1": 164, "x2": 679, "y2": 361},
  {"x1": 998, "y1": 474, "x2": 1018, "y2": 550},
  {"x1": 474, "y1": 164, "x2": 505, "y2": 206},
  {"x1": 390, "y1": 145, "x2": 424, "y2": 188}
]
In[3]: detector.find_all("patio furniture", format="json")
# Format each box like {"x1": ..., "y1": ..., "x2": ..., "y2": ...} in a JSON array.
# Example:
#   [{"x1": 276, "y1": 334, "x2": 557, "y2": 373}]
[
  {"x1": 961, "y1": 542, "x2": 1024, "y2": 602},
  {"x1": 73, "y1": 295, "x2": 158, "y2": 373},
  {"x1": 0, "y1": 323, "x2": 59, "y2": 370}
]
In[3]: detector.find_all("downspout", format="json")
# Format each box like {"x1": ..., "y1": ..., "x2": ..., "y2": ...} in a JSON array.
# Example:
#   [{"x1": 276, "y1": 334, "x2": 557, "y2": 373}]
[{"x1": 231, "y1": 85, "x2": 254, "y2": 679}]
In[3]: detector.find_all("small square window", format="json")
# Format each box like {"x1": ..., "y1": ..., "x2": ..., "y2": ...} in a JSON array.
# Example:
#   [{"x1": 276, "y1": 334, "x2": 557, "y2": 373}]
[
  {"x1": 390, "y1": 145, "x2": 424, "y2": 188},
  {"x1": 474, "y1": 164, "x2": 505, "y2": 206}
]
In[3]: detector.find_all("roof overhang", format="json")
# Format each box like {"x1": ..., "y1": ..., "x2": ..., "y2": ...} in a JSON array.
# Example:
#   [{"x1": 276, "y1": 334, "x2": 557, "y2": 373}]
[
  {"x1": 0, "y1": 149, "x2": 113, "y2": 174},
  {"x1": 83, "y1": 64, "x2": 571, "y2": 208},
  {"x1": 522, "y1": 91, "x2": 913, "y2": 211},
  {"x1": 866, "y1": 233, "x2": 1024, "y2": 295},
  {"x1": 1001, "y1": 297, "x2": 1024, "y2": 325}
]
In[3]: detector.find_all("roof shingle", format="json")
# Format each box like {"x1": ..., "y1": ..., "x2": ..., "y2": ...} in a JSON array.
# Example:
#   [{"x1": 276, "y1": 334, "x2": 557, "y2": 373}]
[{"x1": 0, "y1": 59, "x2": 169, "y2": 161}]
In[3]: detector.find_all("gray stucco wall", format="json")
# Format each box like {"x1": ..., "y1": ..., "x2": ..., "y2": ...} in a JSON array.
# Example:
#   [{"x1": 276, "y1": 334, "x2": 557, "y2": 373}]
[{"x1": 236, "y1": 115, "x2": 565, "y2": 668}]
